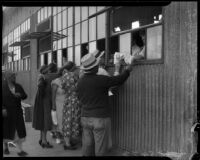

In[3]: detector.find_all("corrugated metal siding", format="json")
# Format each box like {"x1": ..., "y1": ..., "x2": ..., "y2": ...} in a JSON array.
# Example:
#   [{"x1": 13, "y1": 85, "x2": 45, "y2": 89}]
[{"x1": 110, "y1": 2, "x2": 197, "y2": 159}]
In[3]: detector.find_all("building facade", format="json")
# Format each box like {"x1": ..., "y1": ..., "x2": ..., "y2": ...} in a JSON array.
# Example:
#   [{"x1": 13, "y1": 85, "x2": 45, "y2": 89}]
[{"x1": 2, "y1": 3, "x2": 197, "y2": 159}]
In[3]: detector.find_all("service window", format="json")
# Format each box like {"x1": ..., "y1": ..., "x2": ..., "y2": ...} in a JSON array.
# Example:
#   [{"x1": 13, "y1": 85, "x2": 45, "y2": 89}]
[{"x1": 109, "y1": 6, "x2": 163, "y2": 65}]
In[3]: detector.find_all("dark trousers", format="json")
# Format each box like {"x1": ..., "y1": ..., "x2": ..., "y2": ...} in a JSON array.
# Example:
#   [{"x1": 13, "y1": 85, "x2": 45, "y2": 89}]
[{"x1": 81, "y1": 117, "x2": 110, "y2": 156}]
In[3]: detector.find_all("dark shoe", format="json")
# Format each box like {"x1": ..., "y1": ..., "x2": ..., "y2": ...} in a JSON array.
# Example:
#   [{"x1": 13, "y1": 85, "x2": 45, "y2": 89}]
[
  {"x1": 39, "y1": 140, "x2": 42, "y2": 146},
  {"x1": 63, "y1": 145, "x2": 77, "y2": 150},
  {"x1": 17, "y1": 151, "x2": 28, "y2": 157},
  {"x1": 41, "y1": 142, "x2": 53, "y2": 148},
  {"x1": 4, "y1": 148, "x2": 10, "y2": 155}
]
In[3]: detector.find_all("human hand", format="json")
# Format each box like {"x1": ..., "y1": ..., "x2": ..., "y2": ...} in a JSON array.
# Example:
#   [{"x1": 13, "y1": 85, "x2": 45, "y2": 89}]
[
  {"x1": 126, "y1": 64, "x2": 133, "y2": 72},
  {"x1": 2, "y1": 109, "x2": 7, "y2": 117}
]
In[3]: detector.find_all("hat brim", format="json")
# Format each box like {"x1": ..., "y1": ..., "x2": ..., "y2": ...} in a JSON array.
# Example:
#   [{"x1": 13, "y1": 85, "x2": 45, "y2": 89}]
[
  {"x1": 96, "y1": 51, "x2": 105, "y2": 60},
  {"x1": 80, "y1": 58, "x2": 100, "y2": 71}
]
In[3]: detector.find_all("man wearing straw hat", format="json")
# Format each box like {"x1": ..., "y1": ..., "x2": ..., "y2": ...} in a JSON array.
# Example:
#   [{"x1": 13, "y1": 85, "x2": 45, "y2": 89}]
[{"x1": 77, "y1": 50, "x2": 136, "y2": 156}]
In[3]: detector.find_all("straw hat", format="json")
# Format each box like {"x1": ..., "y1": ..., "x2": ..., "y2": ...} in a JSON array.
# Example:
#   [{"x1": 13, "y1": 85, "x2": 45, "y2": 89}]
[
  {"x1": 80, "y1": 52, "x2": 100, "y2": 71},
  {"x1": 91, "y1": 50, "x2": 105, "y2": 60}
]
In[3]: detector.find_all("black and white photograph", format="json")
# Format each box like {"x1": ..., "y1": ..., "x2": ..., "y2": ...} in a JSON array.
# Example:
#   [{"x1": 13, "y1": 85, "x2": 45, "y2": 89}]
[{"x1": 2, "y1": 2, "x2": 198, "y2": 159}]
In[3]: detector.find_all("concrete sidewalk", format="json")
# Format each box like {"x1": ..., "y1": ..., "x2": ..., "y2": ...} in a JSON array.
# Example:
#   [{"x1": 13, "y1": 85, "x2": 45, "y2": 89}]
[{"x1": 3, "y1": 122, "x2": 82, "y2": 157}]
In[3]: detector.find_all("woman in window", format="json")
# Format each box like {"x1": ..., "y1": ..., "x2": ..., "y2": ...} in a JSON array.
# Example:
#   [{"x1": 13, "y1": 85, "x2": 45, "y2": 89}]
[
  {"x1": 61, "y1": 61, "x2": 81, "y2": 150},
  {"x1": 131, "y1": 31, "x2": 145, "y2": 58}
]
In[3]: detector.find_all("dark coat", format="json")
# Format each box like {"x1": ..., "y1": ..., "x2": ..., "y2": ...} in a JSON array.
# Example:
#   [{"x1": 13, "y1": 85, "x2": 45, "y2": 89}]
[
  {"x1": 3, "y1": 81, "x2": 27, "y2": 140},
  {"x1": 32, "y1": 74, "x2": 46, "y2": 130},
  {"x1": 43, "y1": 73, "x2": 59, "y2": 131}
]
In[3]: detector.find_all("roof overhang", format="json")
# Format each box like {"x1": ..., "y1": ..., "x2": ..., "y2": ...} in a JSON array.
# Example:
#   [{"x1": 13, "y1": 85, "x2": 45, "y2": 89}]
[{"x1": 22, "y1": 31, "x2": 67, "y2": 41}]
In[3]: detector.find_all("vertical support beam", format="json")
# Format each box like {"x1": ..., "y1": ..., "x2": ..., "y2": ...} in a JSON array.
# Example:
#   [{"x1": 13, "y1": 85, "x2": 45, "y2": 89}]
[
  {"x1": 29, "y1": 11, "x2": 38, "y2": 106},
  {"x1": 50, "y1": 7, "x2": 53, "y2": 62},
  {"x1": 72, "y1": 7, "x2": 75, "y2": 62},
  {"x1": 105, "y1": 10, "x2": 110, "y2": 66}
]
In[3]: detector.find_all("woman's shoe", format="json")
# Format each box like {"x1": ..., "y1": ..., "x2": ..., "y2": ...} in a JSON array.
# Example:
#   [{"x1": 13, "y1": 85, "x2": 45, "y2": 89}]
[
  {"x1": 17, "y1": 151, "x2": 28, "y2": 157},
  {"x1": 63, "y1": 145, "x2": 77, "y2": 150},
  {"x1": 41, "y1": 142, "x2": 53, "y2": 148}
]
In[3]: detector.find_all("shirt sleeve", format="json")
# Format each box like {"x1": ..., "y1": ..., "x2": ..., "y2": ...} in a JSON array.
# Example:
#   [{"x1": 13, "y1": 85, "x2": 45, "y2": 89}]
[{"x1": 103, "y1": 69, "x2": 130, "y2": 88}]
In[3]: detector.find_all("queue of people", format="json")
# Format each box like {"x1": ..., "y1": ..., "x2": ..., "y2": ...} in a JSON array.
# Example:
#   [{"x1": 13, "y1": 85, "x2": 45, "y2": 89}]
[{"x1": 3, "y1": 49, "x2": 141, "y2": 156}]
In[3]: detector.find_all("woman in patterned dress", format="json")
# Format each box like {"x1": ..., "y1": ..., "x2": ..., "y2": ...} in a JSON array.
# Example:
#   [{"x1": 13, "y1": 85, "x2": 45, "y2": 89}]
[{"x1": 61, "y1": 61, "x2": 81, "y2": 150}]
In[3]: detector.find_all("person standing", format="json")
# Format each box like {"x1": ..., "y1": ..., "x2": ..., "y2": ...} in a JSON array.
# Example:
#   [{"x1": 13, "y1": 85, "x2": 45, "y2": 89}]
[
  {"x1": 3, "y1": 70, "x2": 28, "y2": 156},
  {"x1": 41, "y1": 63, "x2": 59, "y2": 148},
  {"x1": 51, "y1": 63, "x2": 77, "y2": 144},
  {"x1": 61, "y1": 61, "x2": 81, "y2": 150},
  {"x1": 77, "y1": 52, "x2": 136, "y2": 156},
  {"x1": 32, "y1": 65, "x2": 48, "y2": 147}
]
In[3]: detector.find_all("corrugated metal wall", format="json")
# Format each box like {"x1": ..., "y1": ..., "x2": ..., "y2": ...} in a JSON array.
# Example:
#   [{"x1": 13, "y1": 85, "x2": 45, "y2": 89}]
[{"x1": 110, "y1": 2, "x2": 197, "y2": 160}]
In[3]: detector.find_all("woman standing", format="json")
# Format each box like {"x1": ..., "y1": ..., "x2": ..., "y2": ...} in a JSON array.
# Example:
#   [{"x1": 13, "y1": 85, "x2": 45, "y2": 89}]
[
  {"x1": 32, "y1": 65, "x2": 48, "y2": 147},
  {"x1": 41, "y1": 63, "x2": 59, "y2": 148},
  {"x1": 51, "y1": 63, "x2": 75, "y2": 144},
  {"x1": 3, "y1": 70, "x2": 28, "y2": 156},
  {"x1": 61, "y1": 61, "x2": 81, "y2": 150}
]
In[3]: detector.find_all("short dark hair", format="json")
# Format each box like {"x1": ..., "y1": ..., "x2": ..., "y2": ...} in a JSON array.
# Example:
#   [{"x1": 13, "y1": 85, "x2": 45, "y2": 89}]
[
  {"x1": 48, "y1": 63, "x2": 57, "y2": 73},
  {"x1": 39, "y1": 65, "x2": 48, "y2": 74},
  {"x1": 58, "y1": 61, "x2": 75, "y2": 76}
]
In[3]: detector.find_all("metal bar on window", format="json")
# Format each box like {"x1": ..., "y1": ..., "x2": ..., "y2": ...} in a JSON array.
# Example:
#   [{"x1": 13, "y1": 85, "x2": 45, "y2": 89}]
[{"x1": 88, "y1": 7, "x2": 116, "y2": 19}]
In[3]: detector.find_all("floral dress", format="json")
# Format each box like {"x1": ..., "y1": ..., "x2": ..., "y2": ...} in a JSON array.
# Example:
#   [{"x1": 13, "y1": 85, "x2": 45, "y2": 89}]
[{"x1": 61, "y1": 71, "x2": 81, "y2": 139}]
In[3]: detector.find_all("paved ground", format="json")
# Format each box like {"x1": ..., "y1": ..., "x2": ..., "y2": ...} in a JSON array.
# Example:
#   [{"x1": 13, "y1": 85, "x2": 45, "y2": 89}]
[
  {"x1": 3, "y1": 122, "x2": 82, "y2": 157},
  {"x1": 3, "y1": 122, "x2": 123, "y2": 157}
]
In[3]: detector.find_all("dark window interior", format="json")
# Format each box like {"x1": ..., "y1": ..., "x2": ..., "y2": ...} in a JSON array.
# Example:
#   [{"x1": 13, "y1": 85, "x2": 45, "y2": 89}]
[
  {"x1": 44, "y1": 53, "x2": 48, "y2": 65},
  {"x1": 52, "y1": 51, "x2": 57, "y2": 64},
  {"x1": 21, "y1": 44, "x2": 30, "y2": 58},
  {"x1": 109, "y1": 36, "x2": 119, "y2": 65},
  {"x1": 111, "y1": 6, "x2": 162, "y2": 33},
  {"x1": 39, "y1": 35, "x2": 51, "y2": 53},
  {"x1": 97, "y1": 39, "x2": 105, "y2": 52},
  {"x1": 62, "y1": 48, "x2": 67, "y2": 65},
  {"x1": 81, "y1": 43, "x2": 89, "y2": 57}
]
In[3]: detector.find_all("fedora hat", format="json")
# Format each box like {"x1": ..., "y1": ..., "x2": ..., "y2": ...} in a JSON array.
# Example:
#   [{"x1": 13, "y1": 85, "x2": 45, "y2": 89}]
[
  {"x1": 91, "y1": 49, "x2": 105, "y2": 60},
  {"x1": 80, "y1": 52, "x2": 100, "y2": 71}
]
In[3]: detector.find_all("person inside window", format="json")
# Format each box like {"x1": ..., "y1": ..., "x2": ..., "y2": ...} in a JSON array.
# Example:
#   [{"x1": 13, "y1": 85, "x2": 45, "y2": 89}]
[{"x1": 131, "y1": 30, "x2": 145, "y2": 59}]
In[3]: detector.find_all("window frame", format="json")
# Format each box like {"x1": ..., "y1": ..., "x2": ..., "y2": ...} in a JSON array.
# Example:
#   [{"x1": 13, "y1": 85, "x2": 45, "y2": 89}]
[{"x1": 107, "y1": 7, "x2": 164, "y2": 66}]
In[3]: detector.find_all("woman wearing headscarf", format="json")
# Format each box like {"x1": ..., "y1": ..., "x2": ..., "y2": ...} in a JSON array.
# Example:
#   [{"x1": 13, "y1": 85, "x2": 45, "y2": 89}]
[
  {"x1": 61, "y1": 61, "x2": 81, "y2": 150},
  {"x1": 41, "y1": 63, "x2": 59, "y2": 148},
  {"x1": 3, "y1": 70, "x2": 28, "y2": 156},
  {"x1": 32, "y1": 65, "x2": 48, "y2": 147}
]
